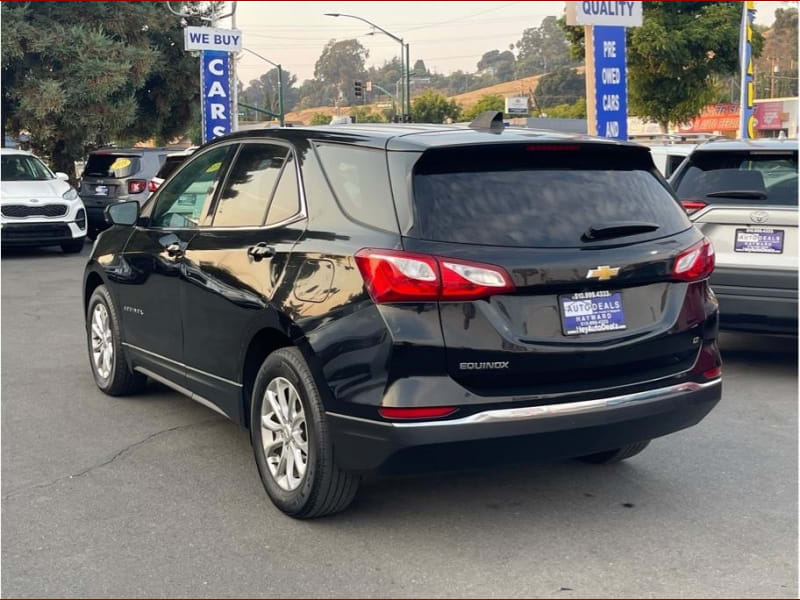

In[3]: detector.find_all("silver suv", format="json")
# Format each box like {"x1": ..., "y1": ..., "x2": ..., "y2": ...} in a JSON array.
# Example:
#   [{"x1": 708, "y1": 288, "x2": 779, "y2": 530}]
[
  {"x1": 80, "y1": 148, "x2": 168, "y2": 239},
  {"x1": 670, "y1": 138, "x2": 798, "y2": 334}
]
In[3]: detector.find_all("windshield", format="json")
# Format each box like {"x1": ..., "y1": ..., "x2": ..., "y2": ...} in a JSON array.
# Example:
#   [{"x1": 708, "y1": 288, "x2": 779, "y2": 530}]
[
  {"x1": 1, "y1": 155, "x2": 53, "y2": 181},
  {"x1": 411, "y1": 145, "x2": 690, "y2": 248},
  {"x1": 674, "y1": 151, "x2": 798, "y2": 206}
]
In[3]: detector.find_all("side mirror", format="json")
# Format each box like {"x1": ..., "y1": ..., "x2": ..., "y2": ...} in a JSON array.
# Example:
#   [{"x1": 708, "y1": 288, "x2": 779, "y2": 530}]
[
  {"x1": 55, "y1": 172, "x2": 70, "y2": 181},
  {"x1": 106, "y1": 201, "x2": 139, "y2": 227}
]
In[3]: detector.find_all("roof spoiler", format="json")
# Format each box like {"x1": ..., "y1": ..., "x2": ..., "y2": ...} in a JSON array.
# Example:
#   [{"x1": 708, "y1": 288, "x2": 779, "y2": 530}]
[{"x1": 469, "y1": 110, "x2": 504, "y2": 132}]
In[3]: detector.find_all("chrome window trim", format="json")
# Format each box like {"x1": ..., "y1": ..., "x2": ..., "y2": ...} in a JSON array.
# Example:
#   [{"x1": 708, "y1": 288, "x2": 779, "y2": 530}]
[
  {"x1": 123, "y1": 342, "x2": 243, "y2": 388},
  {"x1": 327, "y1": 380, "x2": 721, "y2": 429},
  {"x1": 143, "y1": 137, "x2": 308, "y2": 234}
]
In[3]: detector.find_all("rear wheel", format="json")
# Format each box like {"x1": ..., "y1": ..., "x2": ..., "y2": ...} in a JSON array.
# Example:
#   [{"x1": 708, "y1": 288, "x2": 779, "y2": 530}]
[
  {"x1": 578, "y1": 440, "x2": 651, "y2": 464},
  {"x1": 86, "y1": 285, "x2": 146, "y2": 396},
  {"x1": 61, "y1": 238, "x2": 85, "y2": 254},
  {"x1": 251, "y1": 347, "x2": 359, "y2": 518}
]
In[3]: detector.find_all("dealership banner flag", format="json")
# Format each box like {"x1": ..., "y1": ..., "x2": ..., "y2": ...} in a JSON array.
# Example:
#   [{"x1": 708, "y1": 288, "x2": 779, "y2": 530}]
[{"x1": 739, "y1": 1, "x2": 756, "y2": 139}]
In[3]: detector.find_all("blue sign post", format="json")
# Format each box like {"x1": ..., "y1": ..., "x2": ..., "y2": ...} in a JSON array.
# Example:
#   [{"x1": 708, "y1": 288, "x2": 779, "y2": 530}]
[
  {"x1": 201, "y1": 50, "x2": 232, "y2": 143},
  {"x1": 593, "y1": 26, "x2": 628, "y2": 140}
]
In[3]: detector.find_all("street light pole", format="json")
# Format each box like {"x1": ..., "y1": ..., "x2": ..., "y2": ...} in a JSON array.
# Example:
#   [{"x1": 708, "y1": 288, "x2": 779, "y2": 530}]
[
  {"x1": 242, "y1": 47, "x2": 285, "y2": 126},
  {"x1": 324, "y1": 13, "x2": 410, "y2": 121}
]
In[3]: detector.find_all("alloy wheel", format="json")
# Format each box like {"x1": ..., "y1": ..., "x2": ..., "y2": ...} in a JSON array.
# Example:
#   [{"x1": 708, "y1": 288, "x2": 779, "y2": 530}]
[
  {"x1": 261, "y1": 376, "x2": 309, "y2": 491},
  {"x1": 90, "y1": 303, "x2": 113, "y2": 380}
]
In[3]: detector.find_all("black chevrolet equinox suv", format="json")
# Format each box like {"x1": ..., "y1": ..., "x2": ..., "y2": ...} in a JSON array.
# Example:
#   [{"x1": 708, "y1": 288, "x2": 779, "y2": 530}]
[{"x1": 84, "y1": 116, "x2": 722, "y2": 518}]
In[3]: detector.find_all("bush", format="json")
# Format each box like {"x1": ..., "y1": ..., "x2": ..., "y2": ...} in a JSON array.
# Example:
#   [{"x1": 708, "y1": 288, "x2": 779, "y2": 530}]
[
  {"x1": 462, "y1": 94, "x2": 506, "y2": 121},
  {"x1": 310, "y1": 113, "x2": 331, "y2": 126},
  {"x1": 411, "y1": 90, "x2": 461, "y2": 123}
]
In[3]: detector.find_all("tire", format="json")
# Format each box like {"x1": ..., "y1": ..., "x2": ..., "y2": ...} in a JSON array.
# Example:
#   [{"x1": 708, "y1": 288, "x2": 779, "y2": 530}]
[
  {"x1": 61, "y1": 238, "x2": 85, "y2": 254},
  {"x1": 251, "y1": 347, "x2": 359, "y2": 518},
  {"x1": 86, "y1": 285, "x2": 146, "y2": 396},
  {"x1": 578, "y1": 440, "x2": 651, "y2": 465}
]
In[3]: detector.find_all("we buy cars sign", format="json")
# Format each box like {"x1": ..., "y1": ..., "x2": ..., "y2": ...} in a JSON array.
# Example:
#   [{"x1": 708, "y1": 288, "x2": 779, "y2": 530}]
[{"x1": 184, "y1": 26, "x2": 242, "y2": 52}]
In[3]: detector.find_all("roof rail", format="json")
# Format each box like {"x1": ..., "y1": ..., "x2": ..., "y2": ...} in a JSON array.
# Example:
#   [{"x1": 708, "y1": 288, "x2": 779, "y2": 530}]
[{"x1": 629, "y1": 133, "x2": 724, "y2": 145}]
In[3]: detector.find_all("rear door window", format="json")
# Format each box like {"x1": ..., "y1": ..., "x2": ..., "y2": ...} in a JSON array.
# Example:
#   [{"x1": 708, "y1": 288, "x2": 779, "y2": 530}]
[
  {"x1": 410, "y1": 145, "x2": 689, "y2": 248},
  {"x1": 212, "y1": 143, "x2": 288, "y2": 228},
  {"x1": 84, "y1": 154, "x2": 141, "y2": 178},
  {"x1": 674, "y1": 151, "x2": 798, "y2": 206}
]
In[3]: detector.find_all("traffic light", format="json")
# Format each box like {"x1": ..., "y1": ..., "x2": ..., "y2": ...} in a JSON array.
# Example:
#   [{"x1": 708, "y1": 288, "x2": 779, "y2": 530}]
[{"x1": 354, "y1": 80, "x2": 363, "y2": 99}]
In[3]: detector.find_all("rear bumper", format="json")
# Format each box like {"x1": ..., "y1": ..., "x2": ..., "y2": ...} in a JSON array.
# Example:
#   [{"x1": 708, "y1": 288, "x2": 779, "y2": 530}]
[
  {"x1": 329, "y1": 379, "x2": 722, "y2": 471},
  {"x1": 711, "y1": 267, "x2": 797, "y2": 334}
]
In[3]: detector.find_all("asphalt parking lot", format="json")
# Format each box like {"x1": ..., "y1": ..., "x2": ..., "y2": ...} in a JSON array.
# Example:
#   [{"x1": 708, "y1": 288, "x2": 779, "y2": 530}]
[{"x1": 1, "y1": 244, "x2": 797, "y2": 598}]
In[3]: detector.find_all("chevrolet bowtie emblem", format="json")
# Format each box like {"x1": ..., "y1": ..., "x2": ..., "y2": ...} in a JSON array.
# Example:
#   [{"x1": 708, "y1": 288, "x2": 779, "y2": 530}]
[{"x1": 586, "y1": 265, "x2": 620, "y2": 281}]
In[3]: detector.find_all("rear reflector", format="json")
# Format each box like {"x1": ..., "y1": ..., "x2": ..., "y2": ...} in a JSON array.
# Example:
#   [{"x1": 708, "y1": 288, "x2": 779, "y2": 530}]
[
  {"x1": 355, "y1": 249, "x2": 514, "y2": 303},
  {"x1": 702, "y1": 366, "x2": 722, "y2": 379},
  {"x1": 379, "y1": 406, "x2": 457, "y2": 420},
  {"x1": 128, "y1": 179, "x2": 147, "y2": 194},
  {"x1": 672, "y1": 237, "x2": 715, "y2": 281},
  {"x1": 680, "y1": 200, "x2": 707, "y2": 215}
]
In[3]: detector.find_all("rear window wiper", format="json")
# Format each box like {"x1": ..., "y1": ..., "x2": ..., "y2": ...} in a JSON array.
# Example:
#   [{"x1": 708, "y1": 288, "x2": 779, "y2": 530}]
[
  {"x1": 705, "y1": 190, "x2": 767, "y2": 200},
  {"x1": 582, "y1": 222, "x2": 660, "y2": 242}
]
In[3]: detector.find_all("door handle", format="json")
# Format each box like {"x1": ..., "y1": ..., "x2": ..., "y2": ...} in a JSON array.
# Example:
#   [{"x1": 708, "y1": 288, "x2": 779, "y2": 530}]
[
  {"x1": 247, "y1": 243, "x2": 276, "y2": 261},
  {"x1": 165, "y1": 242, "x2": 183, "y2": 257}
]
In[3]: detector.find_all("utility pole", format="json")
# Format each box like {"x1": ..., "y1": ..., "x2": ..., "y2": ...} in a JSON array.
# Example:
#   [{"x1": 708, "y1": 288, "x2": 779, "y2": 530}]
[
  {"x1": 405, "y1": 43, "x2": 411, "y2": 120},
  {"x1": 770, "y1": 56, "x2": 778, "y2": 98}
]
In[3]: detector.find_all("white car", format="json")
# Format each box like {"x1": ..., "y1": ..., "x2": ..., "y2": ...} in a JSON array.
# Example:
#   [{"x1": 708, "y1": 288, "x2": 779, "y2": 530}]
[
  {"x1": 1, "y1": 148, "x2": 87, "y2": 253},
  {"x1": 648, "y1": 144, "x2": 696, "y2": 178}
]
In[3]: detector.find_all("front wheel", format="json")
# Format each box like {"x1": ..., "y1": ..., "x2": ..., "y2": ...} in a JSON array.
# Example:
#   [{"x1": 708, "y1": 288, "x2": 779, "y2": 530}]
[
  {"x1": 251, "y1": 347, "x2": 359, "y2": 518},
  {"x1": 578, "y1": 440, "x2": 651, "y2": 464},
  {"x1": 86, "y1": 285, "x2": 146, "y2": 396}
]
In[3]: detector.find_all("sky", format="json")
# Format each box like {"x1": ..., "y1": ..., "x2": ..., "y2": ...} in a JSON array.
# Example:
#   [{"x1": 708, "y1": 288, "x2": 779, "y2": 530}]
[{"x1": 223, "y1": 1, "x2": 795, "y2": 86}]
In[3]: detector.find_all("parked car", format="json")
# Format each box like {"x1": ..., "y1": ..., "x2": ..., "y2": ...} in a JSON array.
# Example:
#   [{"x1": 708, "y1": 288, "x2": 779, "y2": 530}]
[
  {"x1": 84, "y1": 119, "x2": 722, "y2": 518},
  {"x1": 670, "y1": 138, "x2": 798, "y2": 334},
  {"x1": 1, "y1": 148, "x2": 86, "y2": 253},
  {"x1": 649, "y1": 144, "x2": 695, "y2": 178},
  {"x1": 148, "y1": 147, "x2": 198, "y2": 195},
  {"x1": 80, "y1": 148, "x2": 168, "y2": 239}
]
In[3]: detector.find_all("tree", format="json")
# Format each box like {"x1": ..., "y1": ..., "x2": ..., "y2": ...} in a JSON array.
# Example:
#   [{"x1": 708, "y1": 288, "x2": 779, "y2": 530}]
[
  {"x1": 462, "y1": 94, "x2": 505, "y2": 121},
  {"x1": 411, "y1": 90, "x2": 461, "y2": 123},
  {"x1": 534, "y1": 67, "x2": 584, "y2": 108},
  {"x1": 515, "y1": 16, "x2": 576, "y2": 78},
  {"x1": 560, "y1": 2, "x2": 764, "y2": 131},
  {"x1": 310, "y1": 113, "x2": 331, "y2": 126},
  {"x1": 314, "y1": 39, "x2": 369, "y2": 105},
  {"x1": 350, "y1": 106, "x2": 386, "y2": 123},
  {"x1": 477, "y1": 50, "x2": 516, "y2": 82},
  {"x1": 754, "y1": 7, "x2": 798, "y2": 98},
  {"x1": 240, "y1": 68, "x2": 299, "y2": 121},
  {"x1": 540, "y1": 98, "x2": 586, "y2": 119},
  {"x1": 1, "y1": 1, "x2": 203, "y2": 172},
  {"x1": 412, "y1": 59, "x2": 429, "y2": 76}
]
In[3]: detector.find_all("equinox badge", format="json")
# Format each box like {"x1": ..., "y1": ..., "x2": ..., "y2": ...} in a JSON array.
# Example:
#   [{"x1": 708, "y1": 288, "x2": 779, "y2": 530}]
[
  {"x1": 459, "y1": 361, "x2": 509, "y2": 370},
  {"x1": 586, "y1": 265, "x2": 620, "y2": 281}
]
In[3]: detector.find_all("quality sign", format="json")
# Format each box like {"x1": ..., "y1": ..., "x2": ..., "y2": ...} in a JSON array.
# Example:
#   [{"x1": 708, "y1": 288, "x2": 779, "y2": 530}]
[
  {"x1": 201, "y1": 51, "x2": 232, "y2": 143},
  {"x1": 593, "y1": 26, "x2": 628, "y2": 140},
  {"x1": 567, "y1": 1, "x2": 642, "y2": 27}
]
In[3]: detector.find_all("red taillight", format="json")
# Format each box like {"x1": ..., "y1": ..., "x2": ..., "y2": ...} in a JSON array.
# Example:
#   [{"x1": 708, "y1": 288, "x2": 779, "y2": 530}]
[
  {"x1": 672, "y1": 238, "x2": 715, "y2": 281},
  {"x1": 148, "y1": 179, "x2": 160, "y2": 192},
  {"x1": 379, "y1": 406, "x2": 457, "y2": 420},
  {"x1": 128, "y1": 179, "x2": 147, "y2": 194},
  {"x1": 354, "y1": 249, "x2": 515, "y2": 304},
  {"x1": 680, "y1": 200, "x2": 707, "y2": 215},
  {"x1": 703, "y1": 366, "x2": 722, "y2": 379}
]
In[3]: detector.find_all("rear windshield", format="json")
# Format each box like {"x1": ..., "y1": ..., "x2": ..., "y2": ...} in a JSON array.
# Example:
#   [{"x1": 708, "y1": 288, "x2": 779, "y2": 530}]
[
  {"x1": 156, "y1": 155, "x2": 189, "y2": 181},
  {"x1": 1, "y1": 154, "x2": 53, "y2": 181},
  {"x1": 410, "y1": 145, "x2": 689, "y2": 248},
  {"x1": 83, "y1": 154, "x2": 141, "y2": 178},
  {"x1": 674, "y1": 150, "x2": 798, "y2": 206}
]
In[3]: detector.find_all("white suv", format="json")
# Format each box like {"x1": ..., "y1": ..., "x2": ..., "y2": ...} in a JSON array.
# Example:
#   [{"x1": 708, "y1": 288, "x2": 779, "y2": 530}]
[{"x1": 1, "y1": 148, "x2": 87, "y2": 253}]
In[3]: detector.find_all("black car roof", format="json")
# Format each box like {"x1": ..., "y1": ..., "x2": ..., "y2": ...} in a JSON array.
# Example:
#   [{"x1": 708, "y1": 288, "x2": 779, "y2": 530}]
[{"x1": 218, "y1": 123, "x2": 645, "y2": 152}]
